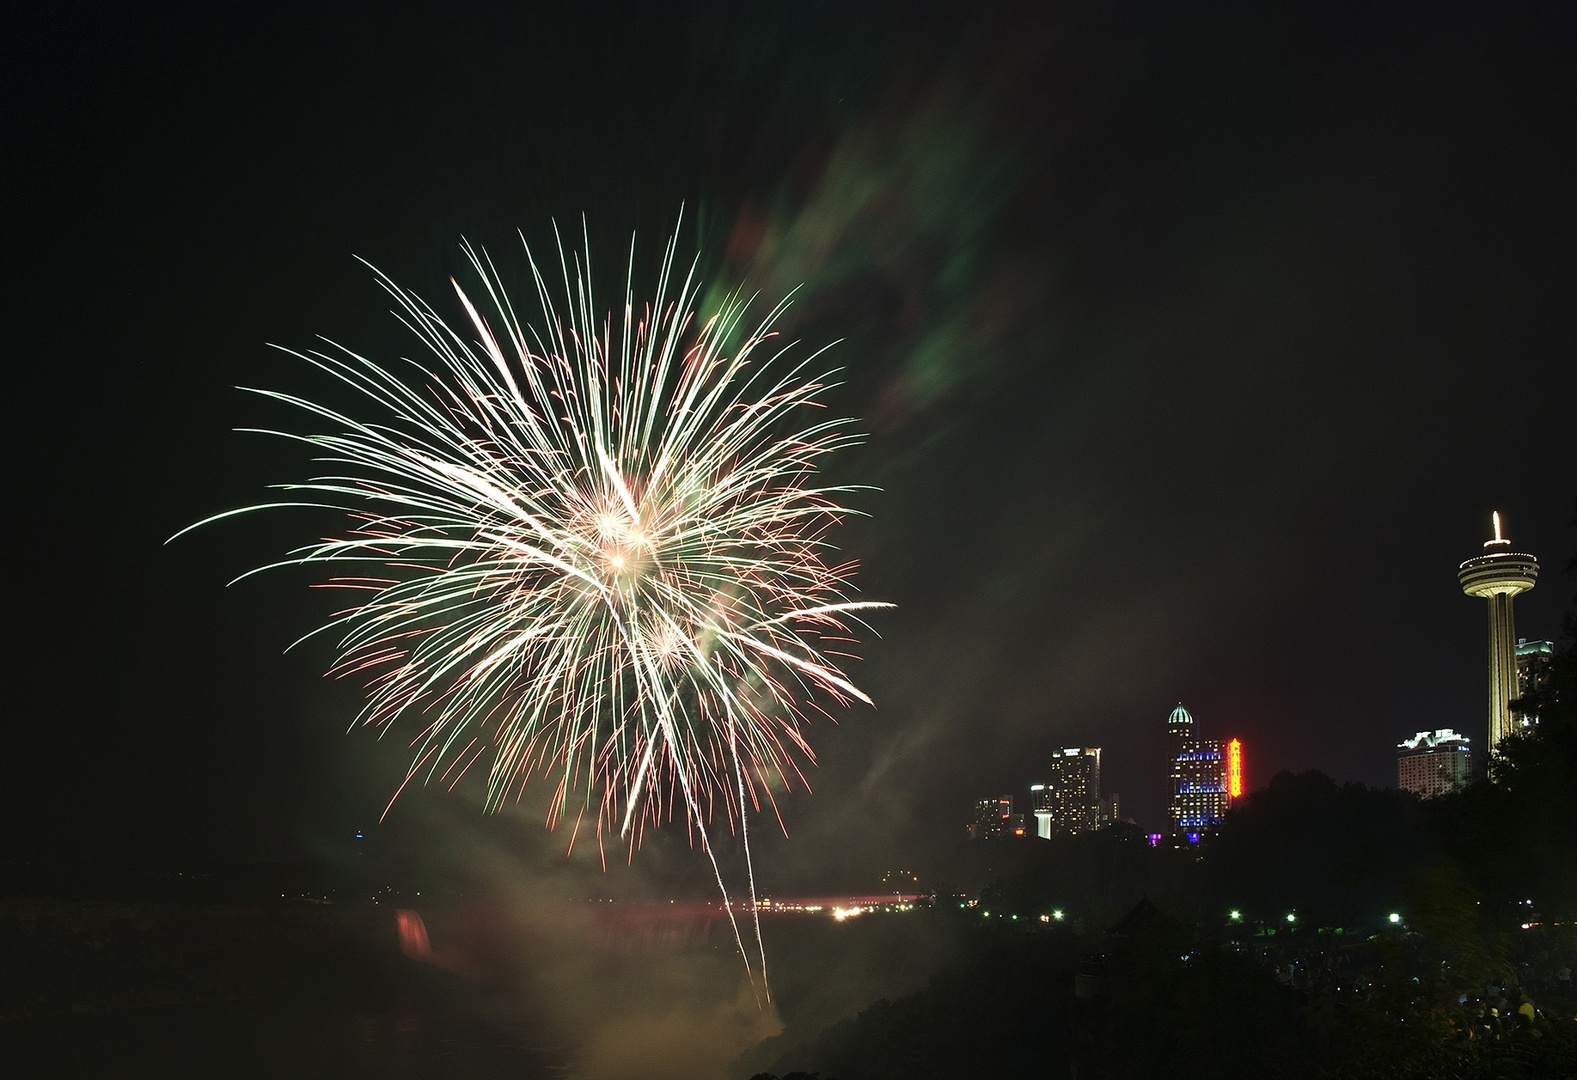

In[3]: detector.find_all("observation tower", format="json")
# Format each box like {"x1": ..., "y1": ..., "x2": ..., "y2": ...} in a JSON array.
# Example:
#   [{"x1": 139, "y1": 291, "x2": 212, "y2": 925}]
[{"x1": 1458, "y1": 512, "x2": 1538, "y2": 752}]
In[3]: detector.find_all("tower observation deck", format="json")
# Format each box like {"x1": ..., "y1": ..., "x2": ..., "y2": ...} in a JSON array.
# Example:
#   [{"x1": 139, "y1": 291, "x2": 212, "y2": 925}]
[{"x1": 1458, "y1": 512, "x2": 1538, "y2": 752}]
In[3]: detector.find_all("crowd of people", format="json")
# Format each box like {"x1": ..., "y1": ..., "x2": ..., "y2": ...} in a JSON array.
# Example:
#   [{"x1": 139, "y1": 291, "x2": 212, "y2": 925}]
[
  {"x1": 1233, "y1": 924, "x2": 1577, "y2": 1047},
  {"x1": 1451, "y1": 946, "x2": 1577, "y2": 1040}
]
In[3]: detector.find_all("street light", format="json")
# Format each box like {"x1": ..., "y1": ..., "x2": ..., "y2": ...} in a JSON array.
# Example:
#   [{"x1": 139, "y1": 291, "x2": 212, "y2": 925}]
[{"x1": 1388, "y1": 912, "x2": 1402, "y2": 925}]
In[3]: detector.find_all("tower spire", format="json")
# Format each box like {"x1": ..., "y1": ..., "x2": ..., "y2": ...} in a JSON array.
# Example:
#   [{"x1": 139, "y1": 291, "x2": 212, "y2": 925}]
[{"x1": 1486, "y1": 510, "x2": 1509, "y2": 548}]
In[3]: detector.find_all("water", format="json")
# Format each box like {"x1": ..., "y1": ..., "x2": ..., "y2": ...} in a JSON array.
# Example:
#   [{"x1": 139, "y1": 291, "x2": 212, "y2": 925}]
[
  {"x1": 1, "y1": 896, "x2": 965, "y2": 1080},
  {"x1": 1, "y1": 900, "x2": 564, "y2": 1079},
  {"x1": 7, "y1": 996, "x2": 562, "y2": 1079}
]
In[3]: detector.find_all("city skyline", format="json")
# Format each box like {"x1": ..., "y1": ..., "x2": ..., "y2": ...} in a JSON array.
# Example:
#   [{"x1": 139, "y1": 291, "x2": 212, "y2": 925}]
[
  {"x1": 8, "y1": 9, "x2": 1577, "y2": 1080},
  {"x1": 4, "y1": 5, "x2": 1575, "y2": 894},
  {"x1": 965, "y1": 508, "x2": 1569, "y2": 839},
  {"x1": 966, "y1": 621, "x2": 1566, "y2": 832}
]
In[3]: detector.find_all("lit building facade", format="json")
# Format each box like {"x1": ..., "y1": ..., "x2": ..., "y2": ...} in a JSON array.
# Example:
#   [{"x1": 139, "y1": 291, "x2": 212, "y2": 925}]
[
  {"x1": 1166, "y1": 703, "x2": 1235, "y2": 834},
  {"x1": 1031, "y1": 747, "x2": 1102, "y2": 837},
  {"x1": 1226, "y1": 738, "x2": 1244, "y2": 799},
  {"x1": 1097, "y1": 793, "x2": 1121, "y2": 829},
  {"x1": 969, "y1": 796, "x2": 1025, "y2": 839},
  {"x1": 1397, "y1": 729, "x2": 1472, "y2": 798},
  {"x1": 1458, "y1": 512, "x2": 1538, "y2": 753},
  {"x1": 1515, "y1": 638, "x2": 1555, "y2": 726},
  {"x1": 1030, "y1": 785, "x2": 1054, "y2": 839}
]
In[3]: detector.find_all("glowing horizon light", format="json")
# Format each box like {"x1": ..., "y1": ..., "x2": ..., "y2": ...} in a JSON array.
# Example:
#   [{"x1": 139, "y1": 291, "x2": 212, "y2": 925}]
[
  {"x1": 177, "y1": 219, "x2": 890, "y2": 1000},
  {"x1": 1226, "y1": 738, "x2": 1243, "y2": 799}
]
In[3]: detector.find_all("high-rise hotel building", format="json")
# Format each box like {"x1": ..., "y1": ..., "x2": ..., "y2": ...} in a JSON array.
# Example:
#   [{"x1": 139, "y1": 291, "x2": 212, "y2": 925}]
[
  {"x1": 1030, "y1": 747, "x2": 1102, "y2": 837},
  {"x1": 968, "y1": 795, "x2": 1026, "y2": 840},
  {"x1": 1166, "y1": 703, "x2": 1241, "y2": 834},
  {"x1": 1397, "y1": 729, "x2": 1472, "y2": 798},
  {"x1": 1516, "y1": 638, "x2": 1556, "y2": 726}
]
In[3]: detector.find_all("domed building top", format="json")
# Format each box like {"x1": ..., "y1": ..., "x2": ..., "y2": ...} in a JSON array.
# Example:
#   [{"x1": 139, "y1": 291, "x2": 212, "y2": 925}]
[
  {"x1": 1458, "y1": 511, "x2": 1538, "y2": 599},
  {"x1": 1167, "y1": 702, "x2": 1194, "y2": 732}
]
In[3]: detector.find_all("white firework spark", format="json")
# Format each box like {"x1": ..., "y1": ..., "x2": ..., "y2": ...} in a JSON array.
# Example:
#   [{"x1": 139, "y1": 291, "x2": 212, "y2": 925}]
[{"x1": 178, "y1": 221, "x2": 888, "y2": 994}]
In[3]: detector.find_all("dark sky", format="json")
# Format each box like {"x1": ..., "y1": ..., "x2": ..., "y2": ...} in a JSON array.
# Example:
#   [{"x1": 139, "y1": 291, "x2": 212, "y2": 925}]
[{"x1": 4, "y1": 1, "x2": 1575, "y2": 891}]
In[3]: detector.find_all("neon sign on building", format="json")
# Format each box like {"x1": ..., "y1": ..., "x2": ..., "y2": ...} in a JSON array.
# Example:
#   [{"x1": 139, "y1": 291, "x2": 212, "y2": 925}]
[{"x1": 1226, "y1": 738, "x2": 1243, "y2": 799}]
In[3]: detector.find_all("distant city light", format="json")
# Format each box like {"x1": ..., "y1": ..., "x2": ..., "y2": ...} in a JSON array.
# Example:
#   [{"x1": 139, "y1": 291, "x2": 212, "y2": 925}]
[
  {"x1": 1052, "y1": 909, "x2": 1065, "y2": 921},
  {"x1": 1229, "y1": 910, "x2": 1242, "y2": 921},
  {"x1": 1388, "y1": 912, "x2": 1402, "y2": 924},
  {"x1": 1285, "y1": 913, "x2": 1297, "y2": 924}
]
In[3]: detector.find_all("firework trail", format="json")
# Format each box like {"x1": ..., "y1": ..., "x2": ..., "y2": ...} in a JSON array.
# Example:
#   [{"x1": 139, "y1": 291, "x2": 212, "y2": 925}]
[{"x1": 176, "y1": 221, "x2": 887, "y2": 996}]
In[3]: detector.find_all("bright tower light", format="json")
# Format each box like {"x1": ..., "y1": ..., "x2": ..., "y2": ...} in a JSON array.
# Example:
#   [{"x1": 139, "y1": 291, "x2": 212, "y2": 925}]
[{"x1": 1458, "y1": 512, "x2": 1538, "y2": 751}]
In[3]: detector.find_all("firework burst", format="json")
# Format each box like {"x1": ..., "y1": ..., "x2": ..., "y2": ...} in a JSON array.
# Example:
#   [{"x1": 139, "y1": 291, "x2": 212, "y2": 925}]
[{"x1": 177, "y1": 222, "x2": 887, "y2": 994}]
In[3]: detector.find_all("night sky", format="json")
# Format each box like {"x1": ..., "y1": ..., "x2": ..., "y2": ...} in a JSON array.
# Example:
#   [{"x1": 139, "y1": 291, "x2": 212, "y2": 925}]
[{"x1": 5, "y1": 2, "x2": 1575, "y2": 892}]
